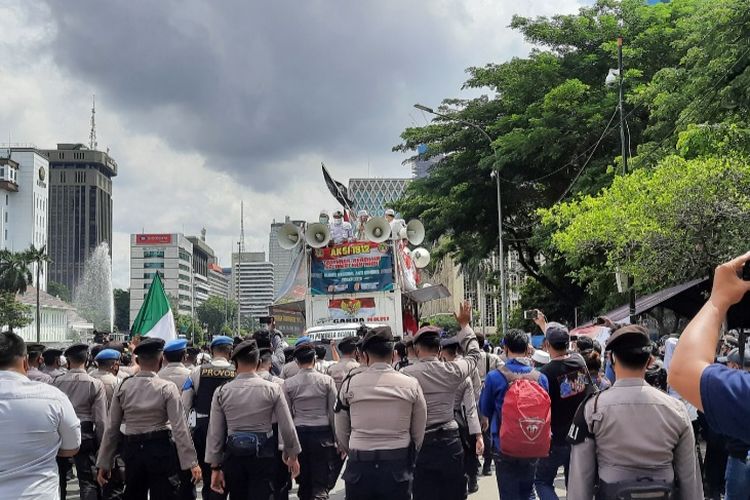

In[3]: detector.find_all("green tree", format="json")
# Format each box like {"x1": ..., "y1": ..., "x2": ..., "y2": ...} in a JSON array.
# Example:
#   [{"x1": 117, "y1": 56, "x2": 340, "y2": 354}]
[
  {"x1": 113, "y1": 289, "x2": 130, "y2": 332},
  {"x1": 0, "y1": 249, "x2": 32, "y2": 294},
  {"x1": 24, "y1": 245, "x2": 52, "y2": 342},
  {"x1": 197, "y1": 296, "x2": 238, "y2": 337},
  {"x1": 0, "y1": 291, "x2": 32, "y2": 333},
  {"x1": 47, "y1": 281, "x2": 71, "y2": 303}
]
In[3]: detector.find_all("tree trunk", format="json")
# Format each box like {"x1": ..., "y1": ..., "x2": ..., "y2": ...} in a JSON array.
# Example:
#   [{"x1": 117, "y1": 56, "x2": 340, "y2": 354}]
[{"x1": 36, "y1": 264, "x2": 40, "y2": 343}]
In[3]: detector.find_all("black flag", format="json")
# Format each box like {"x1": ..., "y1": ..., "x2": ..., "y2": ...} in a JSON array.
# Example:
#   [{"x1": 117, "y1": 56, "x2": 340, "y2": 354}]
[{"x1": 322, "y1": 163, "x2": 354, "y2": 210}]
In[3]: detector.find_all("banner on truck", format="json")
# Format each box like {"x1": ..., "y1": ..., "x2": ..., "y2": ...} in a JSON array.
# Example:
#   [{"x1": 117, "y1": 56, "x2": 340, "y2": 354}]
[
  {"x1": 310, "y1": 241, "x2": 393, "y2": 295},
  {"x1": 311, "y1": 295, "x2": 394, "y2": 325}
]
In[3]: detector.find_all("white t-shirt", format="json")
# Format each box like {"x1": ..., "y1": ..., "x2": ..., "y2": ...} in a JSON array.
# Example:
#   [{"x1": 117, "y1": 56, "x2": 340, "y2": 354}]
[{"x1": 0, "y1": 370, "x2": 81, "y2": 500}]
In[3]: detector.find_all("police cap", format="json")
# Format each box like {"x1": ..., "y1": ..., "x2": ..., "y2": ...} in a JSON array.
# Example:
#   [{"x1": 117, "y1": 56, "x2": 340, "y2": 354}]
[
  {"x1": 231, "y1": 339, "x2": 259, "y2": 361},
  {"x1": 64, "y1": 343, "x2": 89, "y2": 358},
  {"x1": 164, "y1": 339, "x2": 188, "y2": 353},
  {"x1": 295, "y1": 336, "x2": 312, "y2": 346},
  {"x1": 210, "y1": 336, "x2": 234, "y2": 348},
  {"x1": 360, "y1": 326, "x2": 394, "y2": 352},
  {"x1": 412, "y1": 325, "x2": 442, "y2": 345},
  {"x1": 95, "y1": 349, "x2": 122, "y2": 362},
  {"x1": 27, "y1": 343, "x2": 46, "y2": 355},
  {"x1": 440, "y1": 336, "x2": 460, "y2": 349},
  {"x1": 605, "y1": 325, "x2": 653, "y2": 354},
  {"x1": 133, "y1": 337, "x2": 165, "y2": 355},
  {"x1": 338, "y1": 336, "x2": 359, "y2": 351}
]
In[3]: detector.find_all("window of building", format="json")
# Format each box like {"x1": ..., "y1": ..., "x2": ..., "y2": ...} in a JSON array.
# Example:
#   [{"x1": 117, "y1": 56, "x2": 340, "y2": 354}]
[
  {"x1": 179, "y1": 284, "x2": 191, "y2": 291},
  {"x1": 143, "y1": 250, "x2": 165, "y2": 258},
  {"x1": 179, "y1": 263, "x2": 191, "y2": 272},
  {"x1": 179, "y1": 273, "x2": 191, "y2": 283},
  {"x1": 179, "y1": 249, "x2": 191, "y2": 262},
  {"x1": 143, "y1": 271, "x2": 164, "y2": 280},
  {"x1": 143, "y1": 262, "x2": 164, "y2": 269}
]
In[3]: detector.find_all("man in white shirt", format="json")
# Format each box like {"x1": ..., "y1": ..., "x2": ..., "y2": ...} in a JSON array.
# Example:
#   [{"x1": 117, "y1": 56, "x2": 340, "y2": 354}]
[{"x1": 0, "y1": 331, "x2": 81, "y2": 500}]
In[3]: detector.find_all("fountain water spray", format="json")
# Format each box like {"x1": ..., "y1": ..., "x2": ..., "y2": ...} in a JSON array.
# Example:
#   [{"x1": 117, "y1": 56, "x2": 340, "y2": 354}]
[{"x1": 74, "y1": 242, "x2": 114, "y2": 333}]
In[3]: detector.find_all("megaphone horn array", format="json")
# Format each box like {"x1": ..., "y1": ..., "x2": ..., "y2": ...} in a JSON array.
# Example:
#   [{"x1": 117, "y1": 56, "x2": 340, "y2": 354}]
[
  {"x1": 405, "y1": 220, "x2": 425, "y2": 246},
  {"x1": 364, "y1": 217, "x2": 391, "y2": 243},
  {"x1": 278, "y1": 223, "x2": 302, "y2": 250},
  {"x1": 304, "y1": 222, "x2": 331, "y2": 248},
  {"x1": 412, "y1": 247, "x2": 431, "y2": 268}
]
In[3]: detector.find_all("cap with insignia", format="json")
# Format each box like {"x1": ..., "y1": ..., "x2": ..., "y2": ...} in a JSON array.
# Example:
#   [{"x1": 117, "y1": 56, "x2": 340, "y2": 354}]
[
  {"x1": 360, "y1": 326, "x2": 394, "y2": 352},
  {"x1": 164, "y1": 339, "x2": 188, "y2": 353},
  {"x1": 210, "y1": 336, "x2": 234, "y2": 348},
  {"x1": 64, "y1": 343, "x2": 89, "y2": 357},
  {"x1": 230, "y1": 339, "x2": 259, "y2": 361},
  {"x1": 412, "y1": 325, "x2": 442, "y2": 345},
  {"x1": 606, "y1": 325, "x2": 653, "y2": 354},
  {"x1": 133, "y1": 337, "x2": 166, "y2": 355},
  {"x1": 95, "y1": 349, "x2": 122, "y2": 362},
  {"x1": 27, "y1": 343, "x2": 46, "y2": 355}
]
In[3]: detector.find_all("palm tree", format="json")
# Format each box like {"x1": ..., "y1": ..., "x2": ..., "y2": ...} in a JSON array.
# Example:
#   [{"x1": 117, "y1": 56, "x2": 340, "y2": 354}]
[
  {"x1": 0, "y1": 249, "x2": 33, "y2": 294},
  {"x1": 24, "y1": 245, "x2": 52, "y2": 343}
]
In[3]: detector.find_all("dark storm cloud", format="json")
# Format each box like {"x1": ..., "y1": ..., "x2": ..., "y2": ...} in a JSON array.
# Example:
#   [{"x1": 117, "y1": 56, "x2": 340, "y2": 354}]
[{"x1": 43, "y1": 0, "x2": 475, "y2": 188}]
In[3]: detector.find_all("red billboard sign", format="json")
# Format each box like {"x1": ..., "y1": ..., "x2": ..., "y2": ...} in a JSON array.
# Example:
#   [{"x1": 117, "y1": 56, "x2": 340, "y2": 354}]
[{"x1": 136, "y1": 234, "x2": 172, "y2": 245}]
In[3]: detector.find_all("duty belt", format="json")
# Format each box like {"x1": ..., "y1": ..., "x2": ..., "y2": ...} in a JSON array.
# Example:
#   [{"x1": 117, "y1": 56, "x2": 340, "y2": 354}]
[
  {"x1": 295, "y1": 425, "x2": 331, "y2": 433},
  {"x1": 424, "y1": 420, "x2": 459, "y2": 434},
  {"x1": 349, "y1": 448, "x2": 410, "y2": 462},
  {"x1": 123, "y1": 430, "x2": 172, "y2": 444}
]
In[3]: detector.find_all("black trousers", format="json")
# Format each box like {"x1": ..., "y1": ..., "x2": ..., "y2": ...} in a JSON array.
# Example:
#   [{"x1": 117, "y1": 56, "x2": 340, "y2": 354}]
[
  {"x1": 121, "y1": 437, "x2": 182, "y2": 500},
  {"x1": 296, "y1": 427, "x2": 337, "y2": 500},
  {"x1": 101, "y1": 447, "x2": 126, "y2": 500},
  {"x1": 463, "y1": 433, "x2": 480, "y2": 480},
  {"x1": 193, "y1": 418, "x2": 226, "y2": 500},
  {"x1": 74, "y1": 439, "x2": 101, "y2": 500},
  {"x1": 272, "y1": 424, "x2": 290, "y2": 500},
  {"x1": 224, "y1": 454, "x2": 275, "y2": 500},
  {"x1": 482, "y1": 427, "x2": 493, "y2": 467},
  {"x1": 342, "y1": 456, "x2": 412, "y2": 500},
  {"x1": 57, "y1": 456, "x2": 73, "y2": 499},
  {"x1": 413, "y1": 429, "x2": 466, "y2": 500}
]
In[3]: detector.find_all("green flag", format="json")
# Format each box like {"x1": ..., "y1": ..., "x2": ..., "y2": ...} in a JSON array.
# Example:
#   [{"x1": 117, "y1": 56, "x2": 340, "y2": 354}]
[{"x1": 130, "y1": 273, "x2": 176, "y2": 340}]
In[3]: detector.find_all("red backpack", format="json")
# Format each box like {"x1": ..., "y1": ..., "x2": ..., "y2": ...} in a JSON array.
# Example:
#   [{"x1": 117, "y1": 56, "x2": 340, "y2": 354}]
[{"x1": 498, "y1": 366, "x2": 552, "y2": 459}]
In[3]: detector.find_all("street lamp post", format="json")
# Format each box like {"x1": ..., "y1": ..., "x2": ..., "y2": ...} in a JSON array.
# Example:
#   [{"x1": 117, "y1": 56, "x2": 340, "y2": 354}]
[{"x1": 413, "y1": 104, "x2": 508, "y2": 334}]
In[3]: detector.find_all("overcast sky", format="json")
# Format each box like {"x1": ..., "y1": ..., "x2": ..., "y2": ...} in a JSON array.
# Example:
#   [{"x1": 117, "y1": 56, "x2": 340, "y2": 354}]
[{"x1": 0, "y1": 0, "x2": 585, "y2": 289}]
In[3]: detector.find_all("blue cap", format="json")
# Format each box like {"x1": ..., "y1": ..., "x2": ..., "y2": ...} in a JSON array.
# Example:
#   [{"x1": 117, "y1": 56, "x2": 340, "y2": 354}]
[
  {"x1": 210, "y1": 336, "x2": 234, "y2": 348},
  {"x1": 164, "y1": 339, "x2": 188, "y2": 353},
  {"x1": 295, "y1": 336, "x2": 311, "y2": 346},
  {"x1": 95, "y1": 349, "x2": 121, "y2": 362}
]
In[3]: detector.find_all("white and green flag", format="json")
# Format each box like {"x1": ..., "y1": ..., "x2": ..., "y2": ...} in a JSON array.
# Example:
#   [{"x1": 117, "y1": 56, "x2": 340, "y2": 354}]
[{"x1": 130, "y1": 273, "x2": 177, "y2": 341}]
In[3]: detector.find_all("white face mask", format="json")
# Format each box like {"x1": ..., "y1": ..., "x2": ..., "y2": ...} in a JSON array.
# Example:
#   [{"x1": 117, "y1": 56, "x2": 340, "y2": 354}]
[
  {"x1": 333, "y1": 217, "x2": 342, "y2": 226},
  {"x1": 319, "y1": 216, "x2": 329, "y2": 224}
]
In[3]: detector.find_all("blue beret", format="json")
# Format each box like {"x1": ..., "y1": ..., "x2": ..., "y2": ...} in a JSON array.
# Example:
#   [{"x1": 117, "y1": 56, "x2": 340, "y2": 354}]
[
  {"x1": 295, "y1": 336, "x2": 311, "y2": 346},
  {"x1": 95, "y1": 349, "x2": 121, "y2": 361},
  {"x1": 164, "y1": 339, "x2": 188, "y2": 353},
  {"x1": 210, "y1": 336, "x2": 234, "y2": 347}
]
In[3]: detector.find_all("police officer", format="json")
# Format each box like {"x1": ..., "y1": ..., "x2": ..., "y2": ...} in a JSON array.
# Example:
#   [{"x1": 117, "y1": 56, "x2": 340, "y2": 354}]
[
  {"x1": 284, "y1": 342, "x2": 338, "y2": 499},
  {"x1": 205, "y1": 339, "x2": 302, "y2": 498},
  {"x1": 96, "y1": 337, "x2": 201, "y2": 499},
  {"x1": 327, "y1": 336, "x2": 360, "y2": 390},
  {"x1": 91, "y1": 349, "x2": 123, "y2": 408},
  {"x1": 567, "y1": 325, "x2": 703, "y2": 499},
  {"x1": 26, "y1": 343, "x2": 53, "y2": 383},
  {"x1": 335, "y1": 326, "x2": 427, "y2": 500},
  {"x1": 181, "y1": 335, "x2": 235, "y2": 500},
  {"x1": 42, "y1": 347, "x2": 65, "y2": 378},
  {"x1": 281, "y1": 336, "x2": 312, "y2": 379},
  {"x1": 159, "y1": 338, "x2": 192, "y2": 389},
  {"x1": 401, "y1": 302, "x2": 481, "y2": 500}
]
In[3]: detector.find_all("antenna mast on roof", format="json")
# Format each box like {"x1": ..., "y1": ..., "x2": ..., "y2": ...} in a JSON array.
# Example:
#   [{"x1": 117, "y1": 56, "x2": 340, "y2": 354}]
[{"x1": 89, "y1": 94, "x2": 97, "y2": 150}]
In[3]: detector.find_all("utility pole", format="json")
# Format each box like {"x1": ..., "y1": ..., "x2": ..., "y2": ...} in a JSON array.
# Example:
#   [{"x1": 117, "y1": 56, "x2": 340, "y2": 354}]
[{"x1": 617, "y1": 36, "x2": 637, "y2": 324}]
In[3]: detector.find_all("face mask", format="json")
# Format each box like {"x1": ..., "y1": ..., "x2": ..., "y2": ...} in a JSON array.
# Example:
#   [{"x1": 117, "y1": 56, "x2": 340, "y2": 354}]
[
  {"x1": 333, "y1": 218, "x2": 342, "y2": 226},
  {"x1": 319, "y1": 217, "x2": 329, "y2": 224}
]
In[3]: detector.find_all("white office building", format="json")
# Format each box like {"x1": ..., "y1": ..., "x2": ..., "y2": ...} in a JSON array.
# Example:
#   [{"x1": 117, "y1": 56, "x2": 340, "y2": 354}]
[
  {"x1": 230, "y1": 251, "x2": 274, "y2": 321},
  {"x1": 208, "y1": 262, "x2": 229, "y2": 299},
  {"x1": 129, "y1": 233, "x2": 194, "y2": 323},
  {"x1": 0, "y1": 147, "x2": 49, "y2": 291},
  {"x1": 268, "y1": 216, "x2": 304, "y2": 296}
]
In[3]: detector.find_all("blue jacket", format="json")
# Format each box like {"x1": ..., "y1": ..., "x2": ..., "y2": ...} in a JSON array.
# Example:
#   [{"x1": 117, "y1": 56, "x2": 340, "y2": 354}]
[{"x1": 479, "y1": 358, "x2": 549, "y2": 453}]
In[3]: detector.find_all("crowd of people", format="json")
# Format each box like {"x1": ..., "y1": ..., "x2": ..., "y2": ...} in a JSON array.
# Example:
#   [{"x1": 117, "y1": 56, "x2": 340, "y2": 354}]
[{"x1": 4, "y1": 254, "x2": 750, "y2": 499}]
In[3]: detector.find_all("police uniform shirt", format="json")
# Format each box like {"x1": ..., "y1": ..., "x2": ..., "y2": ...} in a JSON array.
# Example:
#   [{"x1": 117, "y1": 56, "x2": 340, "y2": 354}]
[
  {"x1": 281, "y1": 360, "x2": 301, "y2": 380},
  {"x1": 90, "y1": 370, "x2": 121, "y2": 409},
  {"x1": 96, "y1": 371, "x2": 199, "y2": 471},
  {"x1": 204, "y1": 372, "x2": 302, "y2": 465},
  {"x1": 327, "y1": 358, "x2": 360, "y2": 390},
  {"x1": 567, "y1": 378, "x2": 703, "y2": 499},
  {"x1": 455, "y1": 377, "x2": 481, "y2": 436},
  {"x1": 335, "y1": 362, "x2": 427, "y2": 453},
  {"x1": 258, "y1": 369, "x2": 284, "y2": 386},
  {"x1": 158, "y1": 362, "x2": 191, "y2": 390},
  {"x1": 181, "y1": 358, "x2": 235, "y2": 416},
  {"x1": 43, "y1": 367, "x2": 66, "y2": 379},
  {"x1": 53, "y1": 368, "x2": 108, "y2": 443},
  {"x1": 401, "y1": 326, "x2": 481, "y2": 427},
  {"x1": 27, "y1": 367, "x2": 53, "y2": 384},
  {"x1": 283, "y1": 368, "x2": 337, "y2": 428}
]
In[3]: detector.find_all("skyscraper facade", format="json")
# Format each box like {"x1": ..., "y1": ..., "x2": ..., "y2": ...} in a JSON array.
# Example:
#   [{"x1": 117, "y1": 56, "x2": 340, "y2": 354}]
[
  {"x1": 187, "y1": 232, "x2": 215, "y2": 309},
  {"x1": 230, "y1": 251, "x2": 274, "y2": 321},
  {"x1": 268, "y1": 216, "x2": 304, "y2": 296},
  {"x1": 42, "y1": 143, "x2": 117, "y2": 297},
  {"x1": 348, "y1": 177, "x2": 410, "y2": 217}
]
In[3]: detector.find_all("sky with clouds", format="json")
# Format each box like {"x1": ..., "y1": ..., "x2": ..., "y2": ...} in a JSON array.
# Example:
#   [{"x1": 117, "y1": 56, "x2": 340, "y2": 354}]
[{"x1": 0, "y1": 0, "x2": 585, "y2": 289}]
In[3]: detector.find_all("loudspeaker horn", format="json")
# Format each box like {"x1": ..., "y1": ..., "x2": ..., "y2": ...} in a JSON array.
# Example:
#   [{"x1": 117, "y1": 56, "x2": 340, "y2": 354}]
[
  {"x1": 412, "y1": 247, "x2": 431, "y2": 268},
  {"x1": 278, "y1": 223, "x2": 302, "y2": 250},
  {"x1": 305, "y1": 223, "x2": 331, "y2": 248},
  {"x1": 364, "y1": 217, "x2": 391, "y2": 243},
  {"x1": 405, "y1": 220, "x2": 425, "y2": 245}
]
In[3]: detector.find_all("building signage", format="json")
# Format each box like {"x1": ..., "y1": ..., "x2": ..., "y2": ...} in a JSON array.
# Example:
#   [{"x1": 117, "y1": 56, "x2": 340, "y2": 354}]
[
  {"x1": 310, "y1": 241, "x2": 393, "y2": 295},
  {"x1": 136, "y1": 234, "x2": 172, "y2": 245}
]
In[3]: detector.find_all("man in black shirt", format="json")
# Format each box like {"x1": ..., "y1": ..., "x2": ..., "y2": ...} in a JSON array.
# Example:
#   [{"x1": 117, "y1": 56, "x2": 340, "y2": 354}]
[{"x1": 533, "y1": 317, "x2": 591, "y2": 499}]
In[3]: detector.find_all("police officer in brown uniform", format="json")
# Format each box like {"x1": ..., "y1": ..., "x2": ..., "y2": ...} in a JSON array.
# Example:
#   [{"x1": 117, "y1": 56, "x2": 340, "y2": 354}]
[
  {"x1": 281, "y1": 336, "x2": 312, "y2": 379},
  {"x1": 567, "y1": 325, "x2": 703, "y2": 499},
  {"x1": 401, "y1": 302, "x2": 481, "y2": 500},
  {"x1": 335, "y1": 326, "x2": 427, "y2": 500},
  {"x1": 284, "y1": 342, "x2": 339, "y2": 500},
  {"x1": 96, "y1": 337, "x2": 201, "y2": 500},
  {"x1": 159, "y1": 339, "x2": 192, "y2": 389},
  {"x1": 91, "y1": 349, "x2": 123, "y2": 408},
  {"x1": 327, "y1": 336, "x2": 360, "y2": 390},
  {"x1": 182, "y1": 335, "x2": 236, "y2": 500},
  {"x1": 205, "y1": 339, "x2": 302, "y2": 499},
  {"x1": 53, "y1": 343, "x2": 108, "y2": 500},
  {"x1": 27, "y1": 343, "x2": 53, "y2": 383}
]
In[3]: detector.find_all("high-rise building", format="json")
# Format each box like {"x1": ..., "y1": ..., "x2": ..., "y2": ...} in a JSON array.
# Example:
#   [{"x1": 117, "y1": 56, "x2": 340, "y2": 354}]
[
  {"x1": 187, "y1": 231, "x2": 215, "y2": 309},
  {"x1": 409, "y1": 145, "x2": 444, "y2": 179},
  {"x1": 230, "y1": 251, "x2": 274, "y2": 322},
  {"x1": 0, "y1": 147, "x2": 50, "y2": 290},
  {"x1": 268, "y1": 216, "x2": 304, "y2": 296},
  {"x1": 41, "y1": 143, "x2": 117, "y2": 297},
  {"x1": 348, "y1": 178, "x2": 410, "y2": 217},
  {"x1": 129, "y1": 233, "x2": 193, "y2": 324},
  {"x1": 208, "y1": 262, "x2": 229, "y2": 299}
]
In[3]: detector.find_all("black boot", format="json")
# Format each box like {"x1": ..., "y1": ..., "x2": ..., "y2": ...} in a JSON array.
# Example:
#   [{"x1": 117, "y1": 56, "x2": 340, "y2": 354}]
[
  {"x1": 481, "y1": 460, "x2": 492, "y2": 476},
  {"x1": 467, "y1": 475, "x2": 479, "y2": 493}
]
